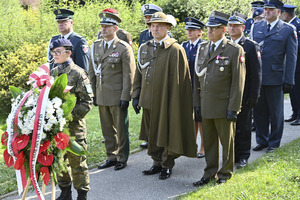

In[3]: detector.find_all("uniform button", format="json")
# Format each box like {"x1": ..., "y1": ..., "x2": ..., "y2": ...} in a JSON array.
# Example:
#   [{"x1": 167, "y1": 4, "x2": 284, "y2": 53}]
[
  {"x1": 151, "y1": 59, "x2": 153, "y2": 61},
  {"x1": 205, "y1": 91, "x2": 208, "y2": 93},
  {"x1": 147, "y1": 82, "x2": 149, "y2": 84},
  {"x1": 205, "y1": 82, "x2": 208, "y2": 84},
  {"x1": 148, "y1": 74, "x2": 150, "y2": 76}
]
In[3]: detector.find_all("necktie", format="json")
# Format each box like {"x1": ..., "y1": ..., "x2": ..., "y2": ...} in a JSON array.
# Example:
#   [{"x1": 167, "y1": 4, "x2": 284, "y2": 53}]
[
  {"x1": 267, "y1": 24, "x2": 271, "y2": 32},
  {"x1": 62, "y1": 36, "x2": 64, "y2": 39},
  {"x1": 209, "y1": 43, "x2": 215, "y2": 58},
  {"x1": 154, "y1": 42, "x2": 160, "y2": 52},
  {"x1": 190, "y1": 43, "x2": 194, "y2": 51},
  {"x1": 104, "y1": 43, "x2": 108, "y2": 53}
]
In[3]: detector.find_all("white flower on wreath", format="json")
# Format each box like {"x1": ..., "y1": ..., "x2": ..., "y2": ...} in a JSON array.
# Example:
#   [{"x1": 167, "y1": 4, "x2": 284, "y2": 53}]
[
  {"x1": 52, "y1": 97, "x2": 62, "y2": 109},
  {"x1": 59, "y1": 118, "x2": 66, "y2": 131},
  {"x1": 56, "y1": 108, "x2": 64, "y2": 119}
]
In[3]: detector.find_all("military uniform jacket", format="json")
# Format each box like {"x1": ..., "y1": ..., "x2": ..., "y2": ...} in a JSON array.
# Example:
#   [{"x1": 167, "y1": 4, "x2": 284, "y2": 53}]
[
  {"x1": 89, "y1": 37, "x2": 135, "y2": 106},
  {"x1": 48, "y1": 32, "x2": 89, "y2": 70},
  {"x1": 182, "y1": 39, "x2": 203, "y2": 87},
  {"x1": 51, "y1": 61, "x2": 93, "y2": 119},
  {"x1": 193, "y1": 38, "x2": 246, "y2": 119},
  {"x1": 133, "y1": 37, "x2": 197, "y2": 157},
  {"x1": 252, "y1": 19, "x2": 297, "y2": 85},
  {"x1": 291, "y1": 16, "x2": 300, "y2": 73},
  {"x1": 237, "y1": 36, "x2": 262, "y2": 105}
]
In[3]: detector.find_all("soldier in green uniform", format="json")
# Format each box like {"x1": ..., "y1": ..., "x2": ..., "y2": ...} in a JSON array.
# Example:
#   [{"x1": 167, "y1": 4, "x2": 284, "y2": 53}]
[
  {"x1": 193, "y1": 11, "x2": 246, "y2": 186},
  {"x1": 89, "y1": 8, "x2": 135, "y2": 171},
  {"x1": 50, "y1": 38, "x2": 93, "y2": 200}
]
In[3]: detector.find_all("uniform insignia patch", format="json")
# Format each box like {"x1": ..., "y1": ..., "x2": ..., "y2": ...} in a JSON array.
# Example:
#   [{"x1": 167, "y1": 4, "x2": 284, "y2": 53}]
[
  {"x1": 240, "y1": 56, "x2": 245, "y2": 63},
  {"x1": 129, "y1": 40, "x2": 132, "y2": 46},
  {"x1": 82, "y1": 45, "x2": 89, "y2": 54},
  {"x1": 109, "y1": 52, "x2": 119, "y2": 58},
  {"x1": 257, "y1": 51, "x2": 261, "y2": 58}
]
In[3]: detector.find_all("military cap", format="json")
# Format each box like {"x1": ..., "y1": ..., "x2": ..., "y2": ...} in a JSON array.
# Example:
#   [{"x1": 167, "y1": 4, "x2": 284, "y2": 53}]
[
  {"x1": 281, "y1": 4, "x2": 297, "y2": 13},
  {"x1": 206, "y1": 11, "x2": 230, "y2": 27},
  {"x1": 253, "y1": 8, "x2": 264, "y2": 18},
  {"x1": 264, "y1": 0, "x2": 284, "y2": 8},
  {"x1": 147, "y1": 12, "x2": 174, "y2": 26},
  {"x1": 54, "y1": 9, "x2": 74, "y2": 21},
  {"x1": 184, "y1": 17, "x2": 205, "y2": 29},
  {"x1": 228, "y1": 11, "x2": 247, "y2": 24},
  {"x1": 251, "y1": 1, "x2": 265, "y2": 8},
  {"x1": 50, "y1": 38, "x2": 73, "y2": 50},
  {"x1": 141, "y1": 4, "x2": 162, "y2": 16},
  {"x1": 99, "y1": 8, "x2": 122, "y2": 26}
]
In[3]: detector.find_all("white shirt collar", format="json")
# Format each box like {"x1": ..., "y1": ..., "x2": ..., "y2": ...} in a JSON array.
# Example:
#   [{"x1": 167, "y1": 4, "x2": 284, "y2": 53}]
[
  {"x1": 211, "y1": 37, "x2": 224, "y2": 51},
  {"x1": 156, "y1": 35, "x2": 169, "y2": 45},
  {"x1": 104, "y1": 38, "x2": 115, "y2": 48},
  {"x1": 61, "y1": 31, "x2": 72, "y2": 39},
  {"x1": 190, "y1": 38, "x2": 200, "y2": 47},
  {"x1": 268, "y1": 18, "x2": 279, "y2": 31},
  {"x1": 288, "y1": 16, "x2": 297, "y2": 24},
  {"x1": 231, "y1": 35, "x2": 243, "y2": 44}
]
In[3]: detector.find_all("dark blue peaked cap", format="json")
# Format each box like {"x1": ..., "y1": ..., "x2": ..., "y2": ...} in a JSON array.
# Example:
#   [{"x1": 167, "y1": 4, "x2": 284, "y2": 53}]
[
  {"x1": 229, "y1": 11, "x2": 247, "y2": 24},
  {"x1": 54, "y1": 9, "x2": 74, "y2": 21},
  {"x1": 50, "y1": 38, "x2": 73, "y2": 50},
  {"x1": 184, "y1": 17, "x2": 205, "y2": 29},
  {"x1": 281, "y1": 4, "x2": 297, "y2": 13},
  {"x1": 251, "y1": 1, "x2": 265, "y2": 8},
  {"x1": 253, "y1": 8, "x2": 264, "y2": 18},
  {"x1": 264, "y1": 0, "x2": 284, "y2": 8}
]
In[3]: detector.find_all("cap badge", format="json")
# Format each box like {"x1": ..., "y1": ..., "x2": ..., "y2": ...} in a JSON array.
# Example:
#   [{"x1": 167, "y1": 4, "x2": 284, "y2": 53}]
[
  {"x1": 145, "y1": 4, "x2": 149, "y2": 10},
  {"x1": 188, "y1": 18, "x2": 192, "y2": 22},
  {"x1": 103, "y1": 13, "x2": 106, "y2": 17},
  {"x1": 58, "y1": 9, "x2": 61, "y2": 14}
]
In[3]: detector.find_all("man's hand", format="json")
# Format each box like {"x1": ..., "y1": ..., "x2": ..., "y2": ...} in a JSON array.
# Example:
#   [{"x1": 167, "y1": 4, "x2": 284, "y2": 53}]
[
  {"x1": 283, "y1": 83, "x2": 293, "y2": 94},
  {"x1": 132, "y1": 97, "x2": 140, "y2": 114},
  {"x1": 120, "y1": 100, "x2": 129, "y2": 111},
  {"x1": 247, "y1": 98, "x2": 258, "y2": 108},
  {"x1": 226, "y1": 110, "x2": 237, "y2": 122},
  {"x1": 93, "y1": 97, "x2": 98, "y2": 106}
]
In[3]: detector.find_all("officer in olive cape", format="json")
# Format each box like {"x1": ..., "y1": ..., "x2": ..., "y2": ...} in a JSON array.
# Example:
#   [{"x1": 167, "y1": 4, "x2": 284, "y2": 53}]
[
  {"x1": 89, "y1": 8, "x2": 135, "y2": 171},
  {"x1": 47, "y1": 9, "x2": 89, "y2": 70},
  {"x1": 50, "y1": 38, "x2": 93, "y2": 200},
  {"x1": 193, "y1": 11, "x2": 246, "y2": 186},
  {"x1": 132, "y1": 12, "x2": 197, "y2": 180}
]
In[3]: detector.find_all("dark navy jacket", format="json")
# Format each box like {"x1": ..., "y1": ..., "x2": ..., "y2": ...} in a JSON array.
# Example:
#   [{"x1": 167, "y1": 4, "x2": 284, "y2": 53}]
[
  {"x1": 138, "y1": 29, "x2": 173, "y2": 47},
  {"x1": 47, "y1": 32, "x2": 89, "y2": 70},
  {"x1": 238, "y1": 36, "x2": 262, "y2": 105},
  {"x1": 182, "y1": 39, "x2": 203, "y2": 87},
  {"x1": 244, "y1": 18, "x2": 254, "y2": 35},
  {"x1": 252, "y1": 19, "x2": 297, "y2": 85},
  {"x1": 291, "y1": 16, "x2": 300, "y2": 73}
]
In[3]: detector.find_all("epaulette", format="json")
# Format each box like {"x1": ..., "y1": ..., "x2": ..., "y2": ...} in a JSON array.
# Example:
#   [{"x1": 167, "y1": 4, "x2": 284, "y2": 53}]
[
  {"x1": 227, "y1": 40, "x2": 238, "y2": 47},
  {"x1": 140, "y1": 29, "x2": 148, "y2": 33},
  {"x1": 73, "y1": 33, "x2": 84, "y2": 39},
  {"x1": 118, "y1": 39, "x2": 130, "y2": 47},
  {"x1": 93, "y1": 38, "x2": 103, "y2": 44}
]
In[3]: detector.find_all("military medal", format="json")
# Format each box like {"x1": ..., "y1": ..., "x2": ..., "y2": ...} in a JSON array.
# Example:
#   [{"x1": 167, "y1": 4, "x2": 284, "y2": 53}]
[
  {"x1": 220, "y1": 66, "x2": 224, "y2": 72},
  {"x1": 216, "y1": 60, "x2": 219, "y2": 64},
  {"x1": 225, "y1": 60, "x2": 229, "y2": 65},
  {"x1": 112, "y1": 64, "x2": 115, "y2": 69}
]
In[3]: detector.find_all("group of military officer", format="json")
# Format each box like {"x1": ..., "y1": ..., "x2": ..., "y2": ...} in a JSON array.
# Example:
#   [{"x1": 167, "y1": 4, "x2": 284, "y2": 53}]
[{"x1": 47, "y1": 0, "x2": 299, "y2": 198}]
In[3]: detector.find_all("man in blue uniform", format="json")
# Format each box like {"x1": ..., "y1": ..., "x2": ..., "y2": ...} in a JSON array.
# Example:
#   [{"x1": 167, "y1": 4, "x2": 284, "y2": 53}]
[
  {"x1": 280, "y1": 4, "x2": 300, "y2": 126},
  {"x1": 244, "y1": 1, "x2": 265, "y2": 35},
  {"x1": 252, "y1": 0, "x2": 297, "y2": 153},
  {"x1": 182, "y1": 17, "x2": 205, "y2": 158},
  {"x1": 228, "y1": 12, "x2": 262, "y2": 169},
  {"x1": 47, "y1": 9, "x2": 89, "y2": 70}
]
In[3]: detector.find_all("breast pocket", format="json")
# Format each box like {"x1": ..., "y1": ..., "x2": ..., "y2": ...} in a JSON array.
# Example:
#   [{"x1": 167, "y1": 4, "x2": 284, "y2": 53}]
[
  {"x1": 214, "y1": 59, "x2": 231, "y2": 77},
  {"x1": 140, "y1": 53, "x2": 152, "y2": 65},
  {"x1": 107, "y1": 57, "x2": 121, "y2": 69}
]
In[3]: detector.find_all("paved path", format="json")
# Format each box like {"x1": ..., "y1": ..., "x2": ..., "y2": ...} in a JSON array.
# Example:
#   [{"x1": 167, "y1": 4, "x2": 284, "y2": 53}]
[{"x1": 2, "y1": 99, "x2": 300, "y2": 200}]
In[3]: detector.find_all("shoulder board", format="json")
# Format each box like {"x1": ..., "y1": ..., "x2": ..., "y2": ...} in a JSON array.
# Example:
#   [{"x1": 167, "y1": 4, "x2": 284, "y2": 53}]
[
  {"x1": 227, "y1": 40, "x2": 238, "y2": 47},
  {"x1": 284, "y1": 22, "x2": 296, "y2": 30},
  {"x1": 140, "y1": 29, "x2": 148, "y2": 33},
  {"x1": 94, "y1": 38, "x2": 103, "y2": 43},
  {"x1": 118, "y1": 39, "x2": 130, "y2": 47},
  {"x1": 73, "y1": 33, "x2": 84, "y2": 39}
]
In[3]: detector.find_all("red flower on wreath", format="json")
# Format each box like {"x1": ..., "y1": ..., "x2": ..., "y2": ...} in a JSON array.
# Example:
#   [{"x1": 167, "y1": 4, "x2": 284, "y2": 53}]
[
  {"x1": 12, "y1": 134, "x2": 30, "y2": 151},
  {"x1": 1, "y1": 131, "x2": 8, "y2": 146},
  {"x1": 37, "y1": 150, "x2": 54, "y2": 166},
  {"x1": 54, "y1": 132, "x2": 69, "y2": 150},
  {"x1": 14, "y1": 151, "x2": 25, "y2": 170},
  {"x1": 39, "y1": 140, "x2": 51, "y2": 153},
  {"x1": 40, "y1": 167, "x2": 50, "y2": 185},
  {"x1": 3, "y1": 149, "x2": 14, "y2": 167}
]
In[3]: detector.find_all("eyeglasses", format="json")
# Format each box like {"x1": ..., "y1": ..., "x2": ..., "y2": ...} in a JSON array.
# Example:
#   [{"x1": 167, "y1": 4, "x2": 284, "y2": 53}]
[{"x1": 50, "y1": 50, "x2": 69, "y2": 56}]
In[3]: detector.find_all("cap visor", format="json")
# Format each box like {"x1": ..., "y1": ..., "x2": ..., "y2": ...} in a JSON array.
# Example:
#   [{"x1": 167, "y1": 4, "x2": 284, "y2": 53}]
[
  {"x1": 228, "y1": 20, "x2": 244, "y2": 24},
  {"x1": 206, "y1": 22, "x2": 222, "y2": 27}
]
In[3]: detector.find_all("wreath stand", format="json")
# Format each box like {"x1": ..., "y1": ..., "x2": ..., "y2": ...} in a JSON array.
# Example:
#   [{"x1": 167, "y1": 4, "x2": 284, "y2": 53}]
[{"x1": 21, "y1": 174, "x2": 56, "y2": 200}]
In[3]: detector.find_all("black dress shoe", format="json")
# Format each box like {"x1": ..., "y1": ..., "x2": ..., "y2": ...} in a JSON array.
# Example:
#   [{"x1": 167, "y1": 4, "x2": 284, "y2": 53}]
[
  {"x1": 217, "y1": 178, "x2": 227, "y2": 184},
  {"x1": 193, "y1": 177, "x2": 214, "y2": 187},
  {"x1": 291, "y1": 118, "x2": 300, "y2": 126},
  {"x1": 114, "y1": 162, "x2": 127, "y2": 170},
  {"x1": 140, "y1": 142, "x2": 148, "y2": 149},
  {"x1": 285, "y1": 115, "x2": 297, "y2": 122},
  {"x1": 98, "y1": 160, "x2": 117, "y2": 169},
  {"x1": 266, "y1": 146, "x2": 277, "y2": 153},
  {"x1": 236, "y1": 159, "x2": 247, "y2": 169},
  {"x1": 159, "y1": 168, "x2": 172, "y2": 180},
  {"x1": 253, "y1": 144, "x2": 268, "y2": 151},
  {"x1": 143, "y1": 165, "x2": 162, "y2": 175}
]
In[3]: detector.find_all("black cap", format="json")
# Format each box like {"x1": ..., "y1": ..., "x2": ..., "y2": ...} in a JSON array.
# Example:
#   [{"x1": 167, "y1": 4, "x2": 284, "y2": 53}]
[
  {"x1": 281, "y1": 4, "x2": 297, "y2": 13},
  {"x1": 264, "y1": 0, "x2": 284, "y2": 8},
  {"x1": 50, "y1": 38, "x2": 73, "y2": 50},
  {"x1": 184, "y1": 17, "x2": 205, "y2": 30},
  {"x1": 54, "y1": 9, "x2": 74, "y2": 21},
  {"x1": 253, "y1": 8, "x2": 264, "y2": 18},
  {"x1": 206, "y1": 11, "x2": 230, "y2": 27},
  {"x1": 251, "y1": 1, "x2": 265, "y2": 8},
  {"x1": 229, "y1": 11, "x2": 247, "y2": 24}
]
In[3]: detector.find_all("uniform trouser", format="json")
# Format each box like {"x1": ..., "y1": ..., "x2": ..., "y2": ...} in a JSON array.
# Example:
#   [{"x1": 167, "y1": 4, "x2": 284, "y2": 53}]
[
  {"x1": 99, "y1": 105, "x2": 129, "y2": 163},
  {"x1": 58, "y1": 139, "x2": 90, "y2": 191},
  {"x1": 290, "y1": 72, "x2": 300, "y2": 117},
  {"x1": 253, "y1": 86, "x2": 284, "y2": 148},
  {"x1": 143, "y1": 108, "x2": 178, "y2": 169},
  {"x1": 235, "y1": 104, "x2": 252, "y2": 161},
  {"x1": 202, "y1": 118, "x2": 235, "y2": 180}
]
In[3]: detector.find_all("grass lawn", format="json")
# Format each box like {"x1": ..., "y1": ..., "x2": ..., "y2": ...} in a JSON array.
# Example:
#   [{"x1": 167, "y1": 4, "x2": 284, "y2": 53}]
[
  {"x1": 0, "y1": 105, "x2": 142, "y2": 196},
  {"x1": 180, "y1": 138, "x2": 300, "y2": 200}
]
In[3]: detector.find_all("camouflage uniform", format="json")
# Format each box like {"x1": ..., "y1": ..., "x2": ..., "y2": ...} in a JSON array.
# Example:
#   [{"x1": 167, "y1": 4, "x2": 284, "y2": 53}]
[{"x1": 50, "y1": 60, "x2": 93, "y2": 191}]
